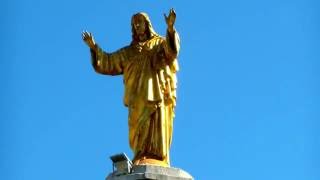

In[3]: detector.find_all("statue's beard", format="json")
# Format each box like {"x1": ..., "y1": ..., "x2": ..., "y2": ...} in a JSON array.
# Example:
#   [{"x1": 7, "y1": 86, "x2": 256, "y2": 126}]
[{"x1": 137, "y1": 33, "x2": 148, "y2": 42}]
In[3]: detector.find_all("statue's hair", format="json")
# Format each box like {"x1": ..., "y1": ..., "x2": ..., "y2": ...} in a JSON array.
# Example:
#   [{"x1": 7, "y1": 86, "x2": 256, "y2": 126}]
[{"x1": 131, "y1": 12, "x2": 159, "y2": 44}]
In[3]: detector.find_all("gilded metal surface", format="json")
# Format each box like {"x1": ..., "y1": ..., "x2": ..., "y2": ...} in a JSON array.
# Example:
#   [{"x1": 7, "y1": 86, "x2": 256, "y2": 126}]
[{"x1": 82, "y1": 9, "x2": 180, "y2": 167}]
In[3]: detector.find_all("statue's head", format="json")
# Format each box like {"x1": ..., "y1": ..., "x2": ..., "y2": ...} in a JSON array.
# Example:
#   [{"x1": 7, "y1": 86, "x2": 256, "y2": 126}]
[{"x1": 131, "y1": 12, "x2": 158, "y2": 43}]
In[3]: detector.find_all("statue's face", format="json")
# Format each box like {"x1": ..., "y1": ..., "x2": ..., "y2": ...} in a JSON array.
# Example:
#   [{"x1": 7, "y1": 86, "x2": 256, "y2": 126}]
[{"x1": 133, "y1": 15, "x2": 146, "y2": 36}]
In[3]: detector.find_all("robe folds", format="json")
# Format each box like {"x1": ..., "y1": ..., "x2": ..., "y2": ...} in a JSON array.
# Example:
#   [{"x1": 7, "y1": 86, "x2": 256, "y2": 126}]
[{"x1": 90, "y1": 30, "x2": 180, "y2": 166}]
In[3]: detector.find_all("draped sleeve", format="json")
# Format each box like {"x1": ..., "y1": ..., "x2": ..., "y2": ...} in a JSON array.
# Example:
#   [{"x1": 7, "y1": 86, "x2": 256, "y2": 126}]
[
  {"x1": 163, "y1": 29, "x2": 180, "y2": 73},
  {"x1": 90, "y1": 45, "x2": 127, "y2": 75}
]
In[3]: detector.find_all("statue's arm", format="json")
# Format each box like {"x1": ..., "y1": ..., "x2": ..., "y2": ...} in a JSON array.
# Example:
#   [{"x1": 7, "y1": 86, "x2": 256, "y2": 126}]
[
  {"x1": 165, "y1": 27, "x2": 180, "y2": 58},
  {"x1": 82, "y1": 31, "x2": 125, "y2": 75},
  {"x1": 90, "y1": 45, "x2": 126, "y2": 75},
  {"x1": 164, "y1": 9, "x2": 180, "y2": 60}
]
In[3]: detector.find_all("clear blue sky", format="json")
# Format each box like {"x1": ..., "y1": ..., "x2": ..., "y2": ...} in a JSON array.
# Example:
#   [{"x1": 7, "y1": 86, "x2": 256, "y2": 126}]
[{"x1": 1, "y1": 0, "x2": 319, "y2": 179}]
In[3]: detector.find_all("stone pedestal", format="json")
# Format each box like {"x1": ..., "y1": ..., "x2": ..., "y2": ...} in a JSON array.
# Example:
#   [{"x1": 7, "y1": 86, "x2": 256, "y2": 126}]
[{"x1": 106, "y1": 165, "x2": 193, "y2": 180}]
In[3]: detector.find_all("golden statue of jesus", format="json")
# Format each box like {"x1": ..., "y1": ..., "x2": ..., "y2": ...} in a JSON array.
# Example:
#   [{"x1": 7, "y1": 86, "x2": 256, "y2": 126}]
[{"x1": 82, "y1": 9, "x2": 180, "y2": 167}]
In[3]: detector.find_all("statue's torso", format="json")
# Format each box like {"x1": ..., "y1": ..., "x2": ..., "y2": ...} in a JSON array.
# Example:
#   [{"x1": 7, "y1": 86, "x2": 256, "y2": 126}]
[{"x1": 122, "y1": 36, "x2": 167, "y2": 106}]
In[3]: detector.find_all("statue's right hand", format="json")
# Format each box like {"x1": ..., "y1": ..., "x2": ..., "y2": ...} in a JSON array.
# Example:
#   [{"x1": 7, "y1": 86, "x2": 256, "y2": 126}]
[{"x1": 82, "y1": 31, "x2": 96, "y2": 49}]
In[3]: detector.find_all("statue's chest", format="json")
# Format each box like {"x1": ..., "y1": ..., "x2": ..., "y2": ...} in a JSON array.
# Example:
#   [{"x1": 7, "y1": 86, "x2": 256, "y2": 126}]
[
  {"x1": 135, "y1": 42, "x2": 157, "y2": 55},
  {"x1": 125, "y1": 39, "x2": 166, "y2": 70}
]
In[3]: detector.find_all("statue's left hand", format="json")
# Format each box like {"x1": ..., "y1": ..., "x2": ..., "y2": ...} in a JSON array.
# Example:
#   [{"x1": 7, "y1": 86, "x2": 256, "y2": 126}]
[
  {"x1": 82, "y1": 31, "x2": 96, "y2": 49},
  {"x1": 164, "y1": 8, "x2": 176, "y2": 32}
]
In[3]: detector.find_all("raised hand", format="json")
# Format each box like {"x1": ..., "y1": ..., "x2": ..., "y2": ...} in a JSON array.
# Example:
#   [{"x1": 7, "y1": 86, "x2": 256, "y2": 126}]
[
  {"x1": 164, "y1": 8, "x2": 176, "y2": 32},
  {"x1": 82, "y1": 31, "x2": 96, "y2": 49}
]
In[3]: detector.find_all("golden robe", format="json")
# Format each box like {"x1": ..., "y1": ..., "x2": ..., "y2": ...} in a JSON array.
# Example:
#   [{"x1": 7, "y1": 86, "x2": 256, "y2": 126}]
[{"x1": 90, "y1": 28, "x2": 180, "y2": 166}]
